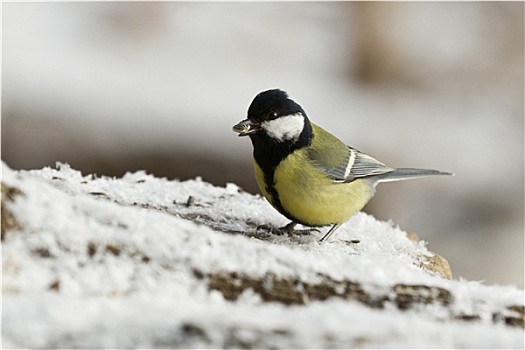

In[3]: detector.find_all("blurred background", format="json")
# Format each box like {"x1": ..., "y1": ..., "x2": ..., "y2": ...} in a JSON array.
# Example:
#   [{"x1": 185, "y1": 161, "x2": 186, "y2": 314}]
[{"x1": 2, "y1": 2, "x2": 523, "y2": 287}]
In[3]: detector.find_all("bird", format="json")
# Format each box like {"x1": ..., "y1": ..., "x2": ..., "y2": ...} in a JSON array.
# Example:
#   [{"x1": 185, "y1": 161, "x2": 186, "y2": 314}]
[{"x1": 232, "y1": 89, "x2": 452, "y2": 242}]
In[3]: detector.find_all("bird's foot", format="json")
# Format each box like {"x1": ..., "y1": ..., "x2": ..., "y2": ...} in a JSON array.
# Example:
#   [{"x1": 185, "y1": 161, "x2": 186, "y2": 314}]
[{"x1": 256, "y1": 222, "x2": 320, "y2": 236}]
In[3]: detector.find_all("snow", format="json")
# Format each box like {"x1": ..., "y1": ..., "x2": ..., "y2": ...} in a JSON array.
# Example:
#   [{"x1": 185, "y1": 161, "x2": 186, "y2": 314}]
[
  {"x1": 2, "y1": 162, "x2": 524, "y2": 348},
  {"x1": 4, "y1": 296, "x2": 521, "y2": 349}
]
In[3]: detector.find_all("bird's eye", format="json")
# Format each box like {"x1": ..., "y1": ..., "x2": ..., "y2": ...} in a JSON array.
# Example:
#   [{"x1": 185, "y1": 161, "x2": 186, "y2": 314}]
[{"x1": 269, "y1": 111, "x2": 278, "y2": 119}]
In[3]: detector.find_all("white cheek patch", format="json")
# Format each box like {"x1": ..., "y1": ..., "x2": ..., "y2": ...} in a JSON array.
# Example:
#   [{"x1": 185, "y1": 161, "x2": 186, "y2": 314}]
[{"x1": 262, "y1": 113, "x2": 304, "y2": 142}]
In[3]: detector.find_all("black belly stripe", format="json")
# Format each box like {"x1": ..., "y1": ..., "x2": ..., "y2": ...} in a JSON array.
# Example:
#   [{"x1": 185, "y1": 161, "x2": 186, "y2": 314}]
[{"x1": 260, "y1": 162, "x2": 300, "y2": 223}]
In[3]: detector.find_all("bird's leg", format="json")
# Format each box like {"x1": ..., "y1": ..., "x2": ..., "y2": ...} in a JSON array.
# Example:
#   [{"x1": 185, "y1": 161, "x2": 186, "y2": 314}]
[
  {"x1": 319, "y1": 223, "x2": 343, "y2": 242},
  {"x1": 256, "y1": 222, "x2": 296, "y2": 235},
  {"x1": 256, "y1": 222, "x2": 320, "y2": 236},
  {"x1": 280, "y1": 221, "x2": 298, "y2": 234},
  {"x1": 290, "y1": 223, "x2": 321, "y2": 236}
]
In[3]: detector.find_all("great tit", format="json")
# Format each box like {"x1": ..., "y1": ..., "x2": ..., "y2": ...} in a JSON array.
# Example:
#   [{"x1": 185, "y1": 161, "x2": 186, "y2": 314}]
[{"x1": 233, "y1": 89, "x2": 452, "y2": 242}]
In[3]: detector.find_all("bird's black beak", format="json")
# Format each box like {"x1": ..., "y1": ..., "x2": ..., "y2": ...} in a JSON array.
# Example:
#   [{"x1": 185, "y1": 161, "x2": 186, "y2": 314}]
[{"x1": 232, "y1": 119, "x2": 261, "y2": 137}]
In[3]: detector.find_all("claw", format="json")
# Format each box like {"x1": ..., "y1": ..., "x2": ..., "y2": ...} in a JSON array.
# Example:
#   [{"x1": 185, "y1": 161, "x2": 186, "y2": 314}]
[{"x1": 256, "y1": 222, "x2": 320, "y2": 236}]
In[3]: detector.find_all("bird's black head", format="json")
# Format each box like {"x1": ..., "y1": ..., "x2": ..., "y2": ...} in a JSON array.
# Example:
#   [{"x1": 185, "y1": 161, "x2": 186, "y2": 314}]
[
  {"x1": 232, "y1": 89, "x2": 311, "y2": 144},
  {"x1": 247, "y1": 89, "x2": 304, "y2": 122}
]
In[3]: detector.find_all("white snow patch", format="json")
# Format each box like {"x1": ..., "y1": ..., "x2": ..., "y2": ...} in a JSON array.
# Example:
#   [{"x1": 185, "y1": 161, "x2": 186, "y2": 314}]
[{"x1": 2, "y1": 162, "x2": 523, "y2": 348}]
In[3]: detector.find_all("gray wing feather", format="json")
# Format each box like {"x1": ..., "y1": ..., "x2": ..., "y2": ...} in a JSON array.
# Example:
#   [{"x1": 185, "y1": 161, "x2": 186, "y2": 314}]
[
  {"x1": 349, "y1": 151, "x2": 395, "y2": 180},
  {"x1": 377, "y1": 168, "x2": 453, "y2": 182},
  {"x1": 310, "y1": 146, "x2": 395, "y2": 183},
  {"x1": 321, "y1": 164, "x2": 348, "y2": 181},
  {"x1": 308, "y1": 143, "x2": 452, "y2": 183}
]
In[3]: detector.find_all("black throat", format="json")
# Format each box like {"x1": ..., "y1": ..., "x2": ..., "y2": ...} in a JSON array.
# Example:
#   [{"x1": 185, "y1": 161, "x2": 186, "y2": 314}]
[{"x1": 249, "y1": 118, "x2": 313, "y2": 222}]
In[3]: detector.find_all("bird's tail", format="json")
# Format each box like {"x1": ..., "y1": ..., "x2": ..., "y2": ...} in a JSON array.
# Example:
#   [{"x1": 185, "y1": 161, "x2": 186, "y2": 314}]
[{"x1": 377, "y1": 168, "x2": 453, "y2": 183}]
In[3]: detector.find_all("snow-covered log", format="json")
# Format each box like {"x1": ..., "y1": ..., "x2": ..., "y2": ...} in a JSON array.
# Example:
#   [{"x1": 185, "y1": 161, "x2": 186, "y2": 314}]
[{"x1": 2, "y1": 162, "x2": 523, "y2": 348}]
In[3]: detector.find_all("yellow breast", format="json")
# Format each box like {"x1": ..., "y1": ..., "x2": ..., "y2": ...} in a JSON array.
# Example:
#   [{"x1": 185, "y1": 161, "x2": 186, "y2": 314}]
[{"x1": 254, "y1": 151, "x2": 375, "y2": 227}]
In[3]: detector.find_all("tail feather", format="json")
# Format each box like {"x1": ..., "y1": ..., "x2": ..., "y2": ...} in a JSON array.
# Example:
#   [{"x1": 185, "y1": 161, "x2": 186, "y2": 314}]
[{"x1": 377, "y1": 168, "x2": 453, "y2": 183}]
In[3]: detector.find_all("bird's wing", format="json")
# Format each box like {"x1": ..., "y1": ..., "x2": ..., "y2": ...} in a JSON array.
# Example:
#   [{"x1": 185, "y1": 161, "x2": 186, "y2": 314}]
[
  {"x1": 307, "y1": 123, "x2": 394, "y2": 183},
  {"x1": 308, "y1": 145, "x2": 395, "y2": 183},
  {"x1": 345, "y1": 148, "x2": 395, "y2": 181}
]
